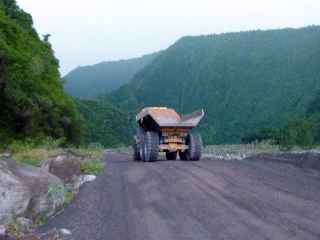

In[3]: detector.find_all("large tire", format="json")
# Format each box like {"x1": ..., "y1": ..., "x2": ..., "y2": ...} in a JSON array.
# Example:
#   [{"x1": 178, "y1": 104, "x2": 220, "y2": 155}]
[
  {"x1": 133, "y1": 126, "x2": 145, "y2": 161},
  {"x1": 179, "y1": 133, "x2": 202, "y2": 161},
  {"x1": 143, "y1": 131, "x2": 159, "y2": 162},
  {"x1": 133, "y1": 142, "x2": 141, "y2": 161},
  {"x1": 166, "y1": 151, "x2": 177, "y2": 160}
]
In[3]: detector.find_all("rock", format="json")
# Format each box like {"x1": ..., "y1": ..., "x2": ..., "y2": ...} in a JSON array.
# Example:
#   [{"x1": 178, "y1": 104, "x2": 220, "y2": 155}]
[
  {"x1": 0, "y1": 153, "x2": 11, "y2": 158},
  {"x1": 59, "y1": 229, "x2": 71, "y2": 236},
  {"x1": 0, "y1": 234, "x2": 16, "y2": 240},
  {"x1": 58, "y1": 229, "x2": 73, "y2": 240},
  {"x1": 0, "y1": 159, "x2": 64, "y2": 224},
  {"x1": 0, "y1": 226, "x2": 16, "y2": 240},
  {"x1": 37, "y1": 228, "x2": 73, "y2": 240},
  {"x1": 0, "y1": 161, "x2": 31, "y2": 224},
  {"x1": 38, "y1": 229, "x2": 60, "y2": 240},
  {"x1": 73, "y1": 175, "x2": 96, "y2": 191},
  {"x1": 17, "y1": 165, "x2": 64, "y2": 220},
  {"x1": 0, "y1": 225, "x2": 6, "y2": 235},
  {"x1": 16, "y1": 217, "x2": 32, "y2": 233},
  {"x1": 41, "y1": 153, "x2": 82, "y2": 184},
  {"x1": 15, "y1": 228, "x2": 71, "y2": 240},
  {"x1": 20, "y1": 235, "x2": 39, "y2": 240},
  {"x1": 78, "y1": 174, "x2": 96, "y2": 185}
]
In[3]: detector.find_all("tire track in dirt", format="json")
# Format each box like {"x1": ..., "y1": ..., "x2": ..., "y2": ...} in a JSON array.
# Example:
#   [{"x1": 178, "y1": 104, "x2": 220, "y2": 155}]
[{"x1": 170, "y1": 160, "x2": 320, "y2": 239}]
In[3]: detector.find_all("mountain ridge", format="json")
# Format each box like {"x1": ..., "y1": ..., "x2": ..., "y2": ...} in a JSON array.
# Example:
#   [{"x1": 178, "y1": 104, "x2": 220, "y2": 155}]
[
  {"x1": 109, "y1": 25, "x2": 320, "y2": 144},
  {"x1": 64, "y1": 51, "x2": 161, "y2": 99}
]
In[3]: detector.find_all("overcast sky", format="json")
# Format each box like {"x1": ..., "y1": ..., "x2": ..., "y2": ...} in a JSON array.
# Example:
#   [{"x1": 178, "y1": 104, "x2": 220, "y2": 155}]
[{"x1": 17, "y1": 0, "x2": 320, "y2": 75}]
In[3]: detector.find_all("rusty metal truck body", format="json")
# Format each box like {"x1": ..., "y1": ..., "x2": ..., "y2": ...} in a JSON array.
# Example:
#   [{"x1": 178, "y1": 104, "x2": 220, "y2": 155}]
[{"x1": 133, "y1": 107, "x2": 204, "y2": 162}]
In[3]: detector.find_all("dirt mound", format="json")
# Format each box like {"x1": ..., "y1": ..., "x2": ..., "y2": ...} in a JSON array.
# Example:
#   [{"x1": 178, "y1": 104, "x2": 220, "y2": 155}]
[{"x1": 246, "y1": 152, "x2": 320, "y2": 170}]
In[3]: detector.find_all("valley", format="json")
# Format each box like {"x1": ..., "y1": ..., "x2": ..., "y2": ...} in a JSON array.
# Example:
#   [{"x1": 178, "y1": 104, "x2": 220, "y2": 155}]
[
  {"x1": 65, "y1": 26, "x2": 320, "y2": 146},
  {"x1": 1, "y1": 1, "x2": 320, "y2": 239}
]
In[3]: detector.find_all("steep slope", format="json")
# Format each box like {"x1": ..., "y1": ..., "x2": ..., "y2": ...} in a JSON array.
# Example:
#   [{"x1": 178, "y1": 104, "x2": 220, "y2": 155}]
[
  {"x1": 64, "y1": 52, "x2": 160, "y2": 99},
  {"x1": 0, "y1": 0, "x2": 81, "y2": 145},
  {"x1": 76, "y1": 99, "x2": 131, "y2": 147},
  {"x1": 306, "y1": 90, "x2": 320, "y2": 143},
  {"x1": 110, "y1": 26, "x2": 320, "y2": 144}
]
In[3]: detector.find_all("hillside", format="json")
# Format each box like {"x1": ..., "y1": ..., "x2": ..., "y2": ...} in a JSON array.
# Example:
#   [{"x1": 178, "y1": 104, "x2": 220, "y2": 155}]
[
  {"x1": 64, "y1": 52, "x2": 160, "y2": 99},
  {"x1": 76, "y1": 99, "x2": 130, "y2": 147},
  {"x1": 0, "y1": 0, "x2": 81, "y2": 146},
  {"x1": 110, "y1": 26, "x2": 320, "y2": 144}
]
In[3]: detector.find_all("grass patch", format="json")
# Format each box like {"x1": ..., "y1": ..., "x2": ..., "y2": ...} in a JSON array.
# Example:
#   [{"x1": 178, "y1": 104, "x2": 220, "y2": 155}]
[
  {"x1": 1, "y1": 137, "x2": 64, "y2": 166},
  {"x1": 1, "y1": 138, "x2": 106, "y2": 168},
  {"x1": 74, "y1": 146, "x2": 104, "y2": 161},
  {"x1": 6, "y1": 222, "x2": 20, "y2": 238},
  {"x1": 12, "y1": 148, "x2": 63, "y2": 167},
  {"x1": 73, "y1": 145, "x2": 105, "y2": 175},
  {"x1": 64, "y1": 190, "x2": 76, "y2": 205},
  {"x1": 80, "y1": 160, "x2": 104, "y2": 174}
]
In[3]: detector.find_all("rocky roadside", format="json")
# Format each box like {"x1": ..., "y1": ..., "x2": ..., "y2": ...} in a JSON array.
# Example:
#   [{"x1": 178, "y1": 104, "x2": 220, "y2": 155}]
[{"x1": 0, "y1": 150, "x2": 102, "y2": 240}]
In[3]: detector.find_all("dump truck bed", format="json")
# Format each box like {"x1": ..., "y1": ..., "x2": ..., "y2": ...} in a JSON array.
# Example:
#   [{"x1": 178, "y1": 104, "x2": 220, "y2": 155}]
[{"x1": 136, "y1": 107, "x2": 204, "y2": 128}]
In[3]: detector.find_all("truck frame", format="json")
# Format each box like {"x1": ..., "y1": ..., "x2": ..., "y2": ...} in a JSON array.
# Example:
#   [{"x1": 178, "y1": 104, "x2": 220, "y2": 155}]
[{"x1": 133, "y1": 107, "x2": 204, "y2": 162}]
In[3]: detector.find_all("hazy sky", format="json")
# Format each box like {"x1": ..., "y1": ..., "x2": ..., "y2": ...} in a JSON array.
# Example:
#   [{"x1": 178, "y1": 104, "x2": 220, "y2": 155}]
[{"x1": 17, "y1": 0, "x2": 320, "y2": 75}]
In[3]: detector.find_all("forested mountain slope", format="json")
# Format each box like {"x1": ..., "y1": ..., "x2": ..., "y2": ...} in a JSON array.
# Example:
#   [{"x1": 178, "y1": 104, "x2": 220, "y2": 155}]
[
  {"x1": 110, "y1": 26, "x2": 320, "y2": 144},
  {"x1": 0, "y1": 0, "x2": 81, "y2": 145},
  {"x1": 64, "y1": 52, "x2": 160, "y2": 99},
  {"x1": 76, "y1": 99, "x2": 130, "y2": 147}
]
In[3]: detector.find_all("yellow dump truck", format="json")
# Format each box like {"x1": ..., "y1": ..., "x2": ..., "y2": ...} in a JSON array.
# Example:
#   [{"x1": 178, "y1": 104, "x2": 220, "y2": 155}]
[{"x1": 133, "y1": 107, "x2": 204, "y2": 162}]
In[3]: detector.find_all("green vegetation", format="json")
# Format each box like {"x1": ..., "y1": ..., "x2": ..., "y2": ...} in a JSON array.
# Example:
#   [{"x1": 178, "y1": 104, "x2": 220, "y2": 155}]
[
  {"x1": 64, "y1": 52, "x2": 160, "y2": 99},
  {"x1": 7, "y1": 138, "x2": 64, "y2": 166},
  {"x1": 1, "y1": 137, "x2": 105, "y2": 169},
  {"x1": 76, "y1": 98, "x2": 131, "y2": 147},
  {"x1": 2, "y1": 0, "x2": 320, "y2": 149},
  {"x1": 242, "y1": 90, "x2": 320, "y2": 149},
  {"x1": 64, "y1": 188, "x2": 76, "y2": 205},
  {"x1": 110, "y1": 26, "x2": 320, "y2": 145},
  {"x1": 80, "y1": 160, "x2": 104, "y2": 174},
  {"x1": 307, "y1": 90, "x2": 320, "y2": 143},
  {"x1": 0, "y1": 0, "x2": 82, "y2": 147}
]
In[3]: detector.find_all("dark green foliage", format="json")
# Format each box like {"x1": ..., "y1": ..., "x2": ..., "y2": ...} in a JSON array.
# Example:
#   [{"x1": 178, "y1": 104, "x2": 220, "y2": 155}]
[
  {"x1": 64, "y1": 52, "x2": 160, "y2": 99},
  {"x1": 80, "y1": 160, "x2": 104, "y2": 174},
  {"x1": 278, "y1": 118, "x2": 315, "y2": 150},
  {"x1": 76, "y1": 99, "x2": 130, "y2": 147},
  {"x1": 110, "y1": 26, "x2": 320, "y2": 144},
  {"x1": 241, "y1": 128, "x2": 278, "y2": 144},
  {"x1": 307, "y1": 90, "x2": 320, "y2": 115},
  {"x1": 244, "y1": 90, "x2": 320, "y2": 149},
  {"x1": 0, "y1": 0, "x2": 82, "y2": 146},
  {"x1": 244, "y1": 118, "x2": 315, "y2": 150},
  {"x1": 306, "y1": 90, "x2": 320, "y2": 142}
]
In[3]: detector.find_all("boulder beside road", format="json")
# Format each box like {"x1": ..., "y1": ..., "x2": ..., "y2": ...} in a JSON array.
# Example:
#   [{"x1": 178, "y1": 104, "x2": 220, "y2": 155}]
[
  {"x1": 0, "y1": 151, "x2": 99, "y2": 239},
  {"x1": 41, "y1": 152, "x2": 83, "y2": 184},
  {"x1": 0, "y1": 226, "x2": 73, "y2": 240},
  {"x1": 0, "y1": 158, "x2": 64, "y2": 225}
]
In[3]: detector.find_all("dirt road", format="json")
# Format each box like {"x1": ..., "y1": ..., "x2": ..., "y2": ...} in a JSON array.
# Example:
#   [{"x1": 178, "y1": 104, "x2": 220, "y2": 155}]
[{"x1": 41, "y1": 152, "x2": 320, "y2": 240}]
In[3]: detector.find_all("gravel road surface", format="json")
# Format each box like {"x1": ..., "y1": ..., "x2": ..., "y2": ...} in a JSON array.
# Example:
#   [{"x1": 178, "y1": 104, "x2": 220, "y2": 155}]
[{"x1": 41, "y1": 152, "x2": 320, "y2": 240}]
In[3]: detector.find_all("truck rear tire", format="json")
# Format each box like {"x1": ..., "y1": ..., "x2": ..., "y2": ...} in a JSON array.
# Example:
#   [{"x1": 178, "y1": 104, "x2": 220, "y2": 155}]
[
  {"x1": 133, "y1": 126, "x2": 145, "y2": 161},
  {"x1": 166, "y1": 151, "x2": 177, "y2": 160},
  {"x1": 133, "y1": 142, "x2": 141, "y2": 161},
  {"x1": 179, "y1": 133, "x2": 202, "y2": 161},
  {"x1": 143, "y1": 131, "x2": 159, "y2": 162}
]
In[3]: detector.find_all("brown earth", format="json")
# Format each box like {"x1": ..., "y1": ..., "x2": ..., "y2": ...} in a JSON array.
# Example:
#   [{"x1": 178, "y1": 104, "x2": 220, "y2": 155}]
[{"x1": 40, "y1": 152, "x2": 320, "y2": 240}]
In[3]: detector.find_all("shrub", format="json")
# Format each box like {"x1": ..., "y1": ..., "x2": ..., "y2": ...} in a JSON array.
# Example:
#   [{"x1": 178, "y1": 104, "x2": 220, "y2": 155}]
[
  {"x1": 80, "y1": 160, "x2": 104, "y2": 174},
  {"x1": 279, "y1": 119, "x2": 315, "y2": 150}
]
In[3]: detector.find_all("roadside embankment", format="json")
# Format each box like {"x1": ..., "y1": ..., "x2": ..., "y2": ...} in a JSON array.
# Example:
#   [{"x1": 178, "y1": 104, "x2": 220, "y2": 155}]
[{"x1": 0, "y1": 147, "x2": 105, "y2": 239}]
